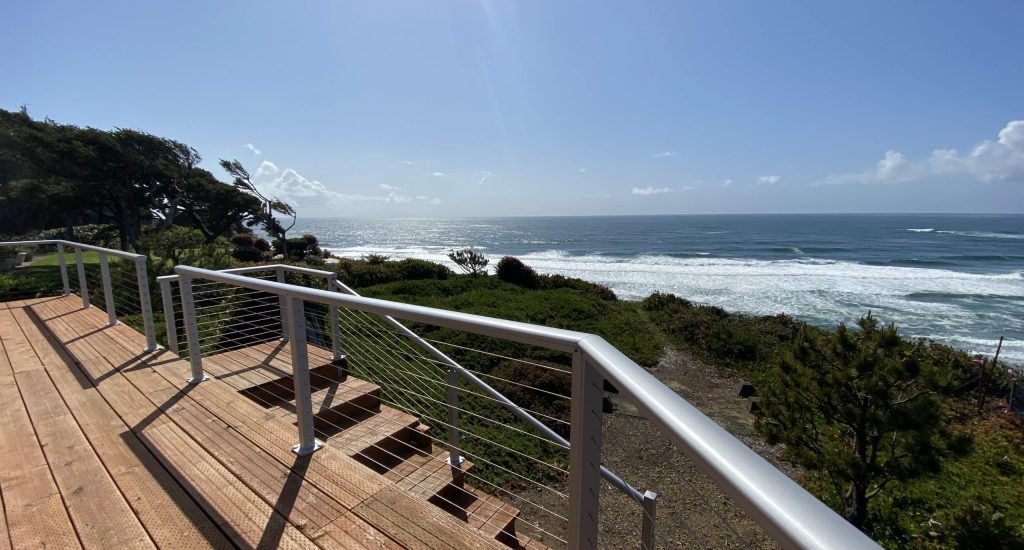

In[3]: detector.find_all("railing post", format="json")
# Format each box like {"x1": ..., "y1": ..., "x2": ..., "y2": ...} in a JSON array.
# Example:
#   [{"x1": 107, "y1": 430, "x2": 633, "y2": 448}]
[
  {"x1": 74, "y1": 246, "x2": 89, "y2": 309},
  {"x1": 641, "y1": 490, "x2": 658, "y2": 550},
  {"x1": 276, "y1": 267, "x2": 290, "y2": 342},
  {"x1": 135, "y1": 257, "x2": 157, "y2": 351},
  {"x1": 159, "y1": 278, "x2": 179, "y2": 355},
  {"x1": 327, "y1": 274, "x2": 342, "y2": 361},
  {"x1": 568, "y1": 347, "x2": 603, "y2": 550},
  {"x1": 178, "y1": 275, "x2": 208, "y2": 384},
  {"x1": 446, "y1": 365, "x2": 465, "y2": 484},
  {"x1": 288, "y1": 295, "x2": 323, "y2": 456},
  {"x1": 56, "y1": 244, "x2": 70, "y2": 296},
  {"x1": 98, "y1": 253, "x2": 117, "y2": 326}
]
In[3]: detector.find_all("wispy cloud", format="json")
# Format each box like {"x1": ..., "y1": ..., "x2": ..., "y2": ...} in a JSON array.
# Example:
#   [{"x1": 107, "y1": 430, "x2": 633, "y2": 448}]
[
  {"x1": 244, "y1": 143, "x2": 261, "y2": 156},
  {"x1": 721, "y1": 179, "x2": 734, "y2": 187},
  {"x1": 818, "y1": 120, "x2": 1024, "y2": 186},
  {"x1": 251, "y1": 160, "x2": 440, "y2": 210},
  {"x1": 579, "y1": 167, "x2": 588, "y2": 173},
  {"x1": 474, "y1": 170, "x2": 492, "y2": 185},
  {"x1": 432, "y1": 171, "x2": 445, "y2": 177},
  {"x1": 757, "y1": 175, "x2": 781, "y2": 186},
  {"x1": 401, "y1": 160, "x2": 414, "y2": 165},
  {"x1": 652, "y1": 151, "x2": 679, "y2": 159},
  {"x1": 632, "y1": 186, "x2": 673, "y2": 196}
]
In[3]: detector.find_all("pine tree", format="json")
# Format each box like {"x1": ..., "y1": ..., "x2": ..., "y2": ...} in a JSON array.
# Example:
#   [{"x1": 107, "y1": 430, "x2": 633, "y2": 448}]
[{"x1": 756, "y1": 313, "x2": 946, "y2": 529}]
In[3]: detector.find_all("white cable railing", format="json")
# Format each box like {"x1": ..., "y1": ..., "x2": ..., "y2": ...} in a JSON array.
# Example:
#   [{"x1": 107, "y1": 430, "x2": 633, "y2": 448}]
[
  {"x1": 161, "y1": 264, "x2": 653, "y2": 546},
  {"x1": 0, "y1": 239, "x2": 157, "y2": 351},
  {"x1": 170, "y1": 264, "x2": 880, "y2": 550}
]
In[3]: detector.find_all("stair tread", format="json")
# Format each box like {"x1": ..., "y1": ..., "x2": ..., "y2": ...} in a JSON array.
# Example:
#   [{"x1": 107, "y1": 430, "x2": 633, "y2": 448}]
[
  {"x1": 515, "y1": 534, "x2": 549, "y2": 550},
  {"x1": 268, "y1": 377, "x2": 379, "y2": 419},
  {"x1": 330, "y1": 406, "x2": 421, "y2": 454},
  {"x1": 393, "y1": 451, "x2": 476, "y2": 498}
]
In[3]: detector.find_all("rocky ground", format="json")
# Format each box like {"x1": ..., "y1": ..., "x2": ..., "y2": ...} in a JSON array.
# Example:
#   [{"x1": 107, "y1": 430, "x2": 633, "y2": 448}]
[{"x1": 515, "y1": 346, "x2": 801, "y2": 549}]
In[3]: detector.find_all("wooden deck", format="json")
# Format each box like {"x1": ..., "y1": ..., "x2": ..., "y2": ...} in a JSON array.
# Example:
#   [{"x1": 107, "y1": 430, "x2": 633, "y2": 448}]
[{"x1": 0, "y1": 295, "x2": 547, "y2": 549}]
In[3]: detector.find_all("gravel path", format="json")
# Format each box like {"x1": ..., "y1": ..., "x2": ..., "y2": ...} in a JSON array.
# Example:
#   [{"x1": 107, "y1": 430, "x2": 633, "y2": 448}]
[{"x1": 515, "y1": 346, "x2": 800, "y2": 549}]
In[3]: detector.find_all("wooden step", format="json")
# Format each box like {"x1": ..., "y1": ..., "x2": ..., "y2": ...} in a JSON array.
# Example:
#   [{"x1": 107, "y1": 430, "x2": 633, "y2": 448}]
[
  {"x1": 329, "y1": 407, "x2": 430, "y2": 469},
  {"x1": 515, "y1": 533, "x2": 550, "y2": 550},
  {"x1": 394, "y1": 450, "x2": 477, "y2": 499},
  {"x1": 353, "y1": 485, "x2": 492, "y2": 549},
  {"x1": 267, "y1": 376, "x2": 381, "y2": 426},
  {"x1": 203, "y1": 340, "x2": 341, "y2": 394},
  {"x1": 238, "y1": 358, "x2": 350, "y2": 405},
  {"x1": 429, "y1": 484, "x2": 520, "y2": 545}
]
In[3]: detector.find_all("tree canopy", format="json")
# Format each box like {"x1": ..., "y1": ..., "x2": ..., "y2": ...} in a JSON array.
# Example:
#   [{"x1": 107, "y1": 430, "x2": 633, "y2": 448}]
[
  {"x1": 0, "y1": 107, "x2": 263, "y2": 248},
  {"x1": 756, "y1": 314, "x2": 957, "y2": 530}
]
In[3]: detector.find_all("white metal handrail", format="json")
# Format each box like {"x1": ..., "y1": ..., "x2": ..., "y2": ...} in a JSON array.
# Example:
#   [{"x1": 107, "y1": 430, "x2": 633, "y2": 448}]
[
  {"x1": 157, "y1": 264, "x2": 343, "y2": 359},
  {"x1": 172, "y1": 264, "x2": 879, "y2": 550},
  {"x1": 0, "y1": 239, "x2": 157, "y2": 351}
]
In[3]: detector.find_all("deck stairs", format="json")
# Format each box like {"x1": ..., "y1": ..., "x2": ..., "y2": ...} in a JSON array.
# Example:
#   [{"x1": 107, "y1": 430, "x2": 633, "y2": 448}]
[{"x1": 212, "y1": 345, "x2": 528, "y2": 546}]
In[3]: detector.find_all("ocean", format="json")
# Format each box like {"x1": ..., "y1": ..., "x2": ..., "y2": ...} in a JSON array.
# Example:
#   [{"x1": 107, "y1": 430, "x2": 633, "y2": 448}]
[{"x1": 291, "y1": 214, "x2": 1024, "y2": 366}]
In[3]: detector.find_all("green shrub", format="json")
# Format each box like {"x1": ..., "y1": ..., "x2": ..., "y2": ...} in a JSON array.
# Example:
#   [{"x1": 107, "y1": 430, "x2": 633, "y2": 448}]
[
  {"x1": 540, "y1": 273, "x2": 617, "y2": 301},
  {"x1": 496, "y1": 256, "x2": 540, "y2": 288},
  {"x1": 331, "y1": 257, "x2": 452, "y2": 288},
  {"x1": 361, "y1": 253, "x2": 390, "y2": 265},
  {"x1": 28, "y1": 224, "x2": 121, "y2": 249},
  {"x1": 273, "y1": 234, "x2": 322, "y2": 261}
]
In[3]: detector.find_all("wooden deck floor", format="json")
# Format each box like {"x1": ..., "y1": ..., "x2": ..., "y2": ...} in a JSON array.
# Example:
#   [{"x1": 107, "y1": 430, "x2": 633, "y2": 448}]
[{"x1": 0, "y1": 295, "x2": 545, "y2": 549}]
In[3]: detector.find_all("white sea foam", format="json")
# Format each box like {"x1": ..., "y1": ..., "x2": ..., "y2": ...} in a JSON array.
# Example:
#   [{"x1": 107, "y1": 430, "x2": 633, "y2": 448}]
[
  {"x1": 326, "y1": 246, "x2": 1024, "y2": 364},
  {"x1": 907, "y1": 227, "x2": 1023, "y2": 239},
  {"x1": 936, "y1": 230, "x2": 1024, "y2": 240}
]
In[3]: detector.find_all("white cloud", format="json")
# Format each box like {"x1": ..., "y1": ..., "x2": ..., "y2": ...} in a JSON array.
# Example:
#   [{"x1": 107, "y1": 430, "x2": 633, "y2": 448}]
[
  {"x1": 679, "y1": 185, "x2": 694, "y2": 191},
  {"x1": 474, "y1": 170, "x2": 492, "y2": 185},
  {"x1": 757, "y1": 175, "x2": 781, "y2": 186},
  {"x1": 652, "y1": 151, "x2": 679, "y2": 159},
  {"x1": 244, "y1": 143, "x2": 261, "y2": 156},
  {"x1": 401, "y1": 160, "x2": 414, "y2": 165},
  {"x1": 818, "y1": 120, "x2": 1024, "y2": 186},
  {"x1": 721, "y1": 179, "x2": 734, "y2": 187},
  {"x1": 250, "y1": 160, "x2": 440, "y2": 210},
  {"x1": 579, "y1": 167, "x2": 588, "y2": 173},
  {"x1": 428, "y1": 198, "x2": 442, "y2": 205},
  {"x1": 632, "y1": 186, "x2": 673, "y2": 196},
  {"x1": 432, "y1": 171, "x2": 445, "y2": 177}
]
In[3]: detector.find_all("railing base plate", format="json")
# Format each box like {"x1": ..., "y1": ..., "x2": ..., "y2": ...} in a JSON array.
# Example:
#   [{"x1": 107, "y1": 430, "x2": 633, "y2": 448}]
[
  {"x1": 292, "y1": 439, "x2": 324, "y2": 456},
  {"x1": 186, "y1": 375, "x2": 209, "y2": 385}
]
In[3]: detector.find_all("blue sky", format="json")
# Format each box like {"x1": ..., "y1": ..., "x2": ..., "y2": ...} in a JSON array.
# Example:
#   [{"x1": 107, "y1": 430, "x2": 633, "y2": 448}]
[{"x1": 3, "y1": 1, "x2": 1023, "y2": 217}]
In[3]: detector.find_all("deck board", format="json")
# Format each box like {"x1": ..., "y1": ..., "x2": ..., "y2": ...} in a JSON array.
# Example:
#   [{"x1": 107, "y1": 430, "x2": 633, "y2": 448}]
[
  {"x1": 1, "y1": 294, "x2": 524, "y2": 549},
  {"x1": 8, "y1": 306, "x2": 233, "y2": 549},
  {"x1": 0, "y1": 326, "x2": 83, "y2": 549},
  {"x1": 34, "y1": 298, "x2": 363, "y2": 548}
]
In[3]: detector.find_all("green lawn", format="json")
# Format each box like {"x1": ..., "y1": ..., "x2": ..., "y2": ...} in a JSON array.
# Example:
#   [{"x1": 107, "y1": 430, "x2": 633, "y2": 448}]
[{"x1": 25, "y1": 250, "x2": 100, "y2": 266}]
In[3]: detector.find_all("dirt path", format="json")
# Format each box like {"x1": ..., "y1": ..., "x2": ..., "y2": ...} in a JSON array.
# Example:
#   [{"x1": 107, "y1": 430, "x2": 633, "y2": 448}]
[{"x1": 516, "y1": 346, "x2": 799, "y2": 549}]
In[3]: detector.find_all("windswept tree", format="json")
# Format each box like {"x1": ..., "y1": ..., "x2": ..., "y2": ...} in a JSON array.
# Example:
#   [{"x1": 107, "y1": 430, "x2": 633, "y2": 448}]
[
  {"x1": 219, "y1": 159, "x2": 297, "y2": 257},
  {"x1": 756, "y1": 314, "x2": 951, "y2": 530},
  {"x1": 0, "y1": 108, "x2": 263, "y2": 248},
  {"x1": 447, "y1": 247, "x2": 489, "y2": 276}
]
